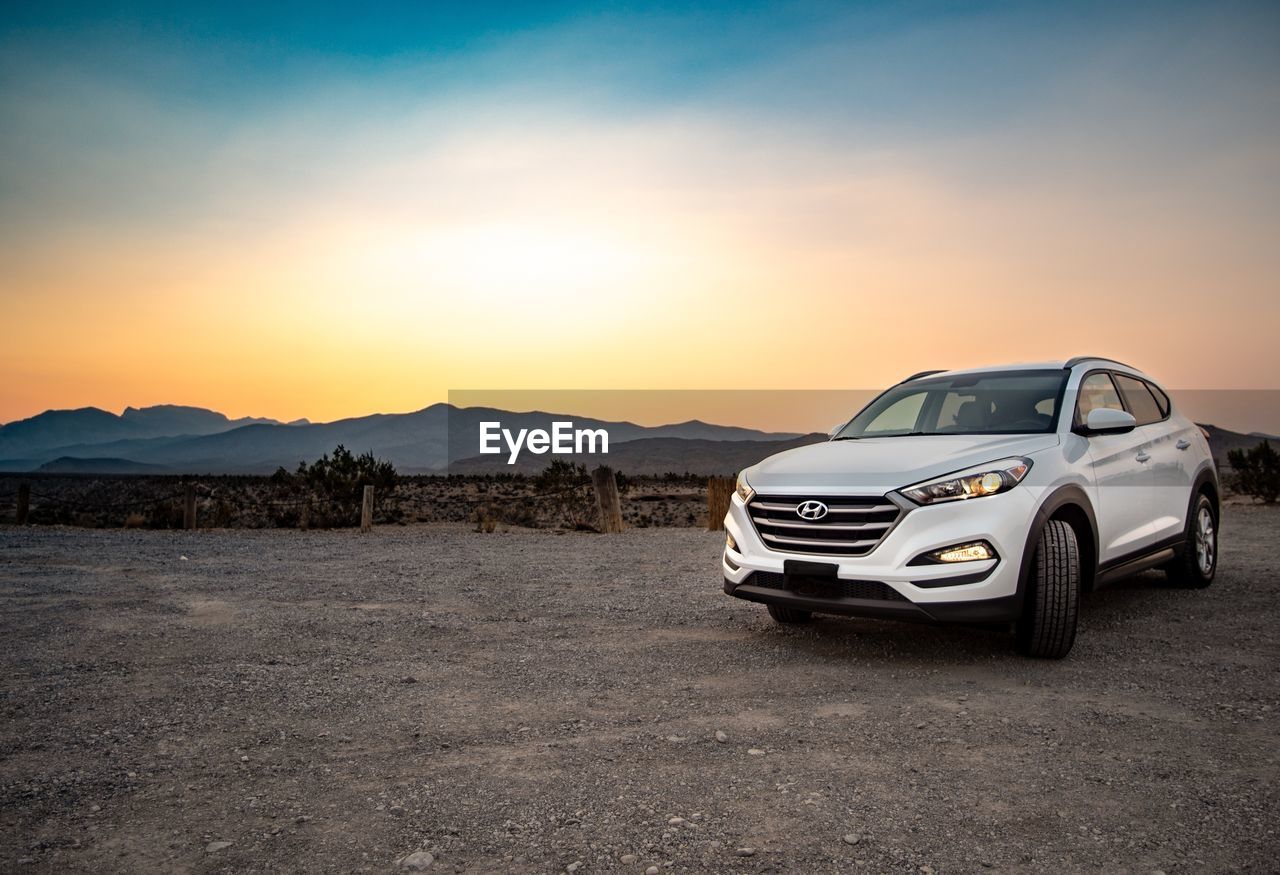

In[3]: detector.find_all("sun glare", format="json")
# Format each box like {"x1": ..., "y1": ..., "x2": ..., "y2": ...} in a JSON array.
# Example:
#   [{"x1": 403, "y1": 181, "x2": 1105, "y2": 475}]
[{"x1": 375, "y1": 222, "x2": 652, "y2": 303}]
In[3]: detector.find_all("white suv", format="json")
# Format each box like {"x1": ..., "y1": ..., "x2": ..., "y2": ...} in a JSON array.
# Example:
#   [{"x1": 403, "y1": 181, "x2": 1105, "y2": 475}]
[{"x1": 722, "y1": 357, "x2": 1219, "y2": 658}]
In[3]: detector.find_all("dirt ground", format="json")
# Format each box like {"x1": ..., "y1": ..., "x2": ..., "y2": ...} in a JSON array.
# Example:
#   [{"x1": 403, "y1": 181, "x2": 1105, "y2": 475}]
[{"x1": 1, "y1": 506, "x2": 1277, "y2": 874}]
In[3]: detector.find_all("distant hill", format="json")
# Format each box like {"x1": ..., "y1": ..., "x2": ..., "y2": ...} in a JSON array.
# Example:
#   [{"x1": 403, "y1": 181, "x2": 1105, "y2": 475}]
[
  {"x1": 0, "y1": 403, "x2": 801, "y2": 474},
  {"x1": 1201, "y1": 424, "x2": 1278, "y2": 469},
  {"x1": 35, "y1": 457, "x2": 172, "y2": 474},
  {"x1": 0, "y1": 404, "x2": 278, "y2": 462}
]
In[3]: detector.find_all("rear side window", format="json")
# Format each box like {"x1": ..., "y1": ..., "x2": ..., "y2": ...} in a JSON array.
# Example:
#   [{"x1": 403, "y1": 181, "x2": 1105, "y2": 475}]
[
  {"x1": 1114, "y1": 374, "x2": 1164, "y2": 426},
  {"x1": 1147, "y1": 381, "x2": 1171, "y2": 416}
]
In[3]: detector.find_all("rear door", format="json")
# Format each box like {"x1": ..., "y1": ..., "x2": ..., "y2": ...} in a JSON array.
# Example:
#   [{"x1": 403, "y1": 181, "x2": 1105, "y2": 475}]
[
  {"x1": 1076, "y1": 371, "x2": 1160, "y2": 562},
  {"x1": 1114, "y1": 373, "x2": 1192, "y2": 543}
]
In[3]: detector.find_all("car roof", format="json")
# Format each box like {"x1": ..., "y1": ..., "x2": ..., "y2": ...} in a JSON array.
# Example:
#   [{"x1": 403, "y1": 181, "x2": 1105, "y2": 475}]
[{"x1": 905, "y1": 358, "x2": 1149, "y2": 382}]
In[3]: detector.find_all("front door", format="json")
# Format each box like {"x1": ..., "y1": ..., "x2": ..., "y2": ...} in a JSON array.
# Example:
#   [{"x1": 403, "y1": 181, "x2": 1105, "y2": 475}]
[{"x1": 1076, "y1": 371, "x2": 1159, "y2": 563}]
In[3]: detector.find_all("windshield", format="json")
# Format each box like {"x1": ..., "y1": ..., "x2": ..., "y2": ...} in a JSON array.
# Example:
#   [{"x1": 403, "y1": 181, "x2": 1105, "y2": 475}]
[{"x1": 834, "y1": 370, "x2": 1068, "y2": 438}]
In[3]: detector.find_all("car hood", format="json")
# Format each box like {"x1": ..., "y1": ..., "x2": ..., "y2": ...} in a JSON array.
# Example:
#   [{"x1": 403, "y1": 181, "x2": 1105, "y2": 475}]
[{"x1": 746, "y1": 433, "x2": 1060, "y2": 494}]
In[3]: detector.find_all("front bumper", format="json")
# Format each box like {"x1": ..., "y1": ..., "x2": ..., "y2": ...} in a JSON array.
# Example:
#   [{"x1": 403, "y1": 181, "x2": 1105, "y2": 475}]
[{"x1": 722, "y1": 486, "x2": 1038, "y2": 624}]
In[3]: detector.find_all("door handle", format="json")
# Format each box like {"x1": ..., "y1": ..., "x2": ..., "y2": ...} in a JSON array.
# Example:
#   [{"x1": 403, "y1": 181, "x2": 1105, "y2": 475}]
[
  {"x1": 1176, "y1": 439, "x2": 1191, "y2": 450},
  {"x1": 1136, "y1": 450, "x2": 1151, "y2": 463}
]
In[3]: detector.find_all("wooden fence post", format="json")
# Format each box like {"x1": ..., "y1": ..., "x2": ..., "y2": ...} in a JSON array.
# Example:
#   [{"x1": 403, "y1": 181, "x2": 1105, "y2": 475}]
[
  {"x1": 361, "y1": 485, "x2": 374, "y2": 532},
  {"x1": 16, "y1": 483, "x2": 30, "y2": 525},
  {"x1": 707, "y1": 476, "x2": 734, "y2": 531},
  {"x1": 591, "y1": 466, "x2": 624, "y2": 533},
  {"x1": 299, "y1": 501, "x2": 310, "y2": 531},
  {"x1": 183, "y1": 484, "x2": 197, "y2": 530}
]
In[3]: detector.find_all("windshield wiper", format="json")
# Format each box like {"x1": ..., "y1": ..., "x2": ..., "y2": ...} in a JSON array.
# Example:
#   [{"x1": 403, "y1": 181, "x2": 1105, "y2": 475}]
[{"x1": 831, "y1": 435, "x2": 859, "y2": 441}]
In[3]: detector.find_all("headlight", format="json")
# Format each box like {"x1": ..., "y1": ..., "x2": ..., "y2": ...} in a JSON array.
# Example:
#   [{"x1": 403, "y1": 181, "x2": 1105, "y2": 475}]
[
  {"x1": 735, "y1": 470, "x2": 755, "y2": 503},
  {"x1": 901, "y1": 457, "x2": 1031, "y2": 505}
]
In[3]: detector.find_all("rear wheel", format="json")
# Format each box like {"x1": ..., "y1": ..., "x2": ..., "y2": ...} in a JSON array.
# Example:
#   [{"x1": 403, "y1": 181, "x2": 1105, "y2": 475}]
[
  {"x1": 767, "y1": 604, "x2": 812, "y2": 624},
  {"x1": 1015, "y1": 519, "x2": 1080, "y2": 659},
  {"x1": 1162, "y1": 492, "x2": 1217, "y2": 588}
]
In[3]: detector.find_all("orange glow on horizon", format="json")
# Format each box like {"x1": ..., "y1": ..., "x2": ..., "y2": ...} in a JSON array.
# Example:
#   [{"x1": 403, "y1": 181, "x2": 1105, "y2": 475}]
[{"x1": 3, "y1": 57, "x2": 1278, "y2": 429}]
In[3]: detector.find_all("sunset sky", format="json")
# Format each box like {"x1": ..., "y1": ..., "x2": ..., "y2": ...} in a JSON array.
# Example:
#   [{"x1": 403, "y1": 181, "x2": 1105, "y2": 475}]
[{"x1": 2, "y1": 1, "x2": 1278, "y2": 427}]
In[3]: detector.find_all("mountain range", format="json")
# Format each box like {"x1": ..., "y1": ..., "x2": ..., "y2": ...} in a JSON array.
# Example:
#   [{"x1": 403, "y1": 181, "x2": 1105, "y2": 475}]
[
  {"x1": 0, "y1": 404, "x2": 1271, "y2": 476},
  {"x1": 0, "y1": 404, "x2": 803, "y2": 475}
]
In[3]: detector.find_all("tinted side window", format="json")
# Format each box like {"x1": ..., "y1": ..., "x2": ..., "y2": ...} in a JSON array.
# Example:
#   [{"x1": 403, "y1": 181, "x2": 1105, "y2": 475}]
[
  {"x1": 1075, "y1": 372, "x2": 1123, "y2": 426},
  {"x1": 1115, "y1": 374, "x2": 1163, "y2": 426},
  {"x1": 1147, "y1": 381, "x2": 1171, "y2": 416}
]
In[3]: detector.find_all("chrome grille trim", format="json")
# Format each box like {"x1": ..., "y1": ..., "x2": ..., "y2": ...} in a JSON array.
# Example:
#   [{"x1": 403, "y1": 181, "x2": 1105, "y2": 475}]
[
  {"x1": 751, "y1": 517, "x2": 892, "y2": 532},
  {"x1": 748, "y1": 493, "x2": 904, "y2": 556},
  {"x1": 751, "y1": 501, "x2": 898, "y2": 514}
]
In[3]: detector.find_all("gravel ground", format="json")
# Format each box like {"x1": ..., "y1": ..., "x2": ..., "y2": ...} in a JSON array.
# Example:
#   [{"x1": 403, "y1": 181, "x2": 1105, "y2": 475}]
[{"x1": 1, "y1": 506, "x2": 1277, "y2": 873}]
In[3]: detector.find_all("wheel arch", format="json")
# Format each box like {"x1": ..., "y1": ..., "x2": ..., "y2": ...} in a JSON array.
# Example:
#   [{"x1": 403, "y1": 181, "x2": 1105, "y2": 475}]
[
  {"x1": 1017, "y1": 484, "x2": 1099, "y2": 602},
  {"x1": 1193, "y1": 466, "x2": 1220, "y2": 514},
  {"x1": 1177, "y1": 465, "x2": 1221, "y2": 558}
]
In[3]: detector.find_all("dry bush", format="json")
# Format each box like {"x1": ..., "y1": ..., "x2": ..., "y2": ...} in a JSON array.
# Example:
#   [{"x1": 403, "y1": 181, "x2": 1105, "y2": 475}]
[{"x1": 472, "y1": 506, "x2": 497, "y2": 533}]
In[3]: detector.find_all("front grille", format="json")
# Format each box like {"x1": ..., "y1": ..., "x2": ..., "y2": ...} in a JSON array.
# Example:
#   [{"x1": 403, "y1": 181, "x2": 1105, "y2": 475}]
[
  {"x1": 747, "y1": 494, "x2": 902, "y2": 556},
  {"x1": 747, "y1": 571, "x2": 908, "y2": 602}
]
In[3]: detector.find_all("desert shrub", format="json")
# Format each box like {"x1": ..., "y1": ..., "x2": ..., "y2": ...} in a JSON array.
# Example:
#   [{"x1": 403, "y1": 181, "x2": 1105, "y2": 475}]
[
  {"x1": 210, "y1": 499, "x2": 237, "y2": 528},
  {"x1": 275, "y1": 445, "x2": 398, "y2": 527},
  {"x1": 532, "y1": 460, "x2": 595, "y2": 529},
  {"x1": 148, "y1": 499, "x2": 182, "y2": 529},
  {"x1": 1228, "y1": 439, "x2": 1280, "y2": 503},
  {"x1": 124, "y1": 512, "x2": 146, "y2": 529},
  {"x1": 472, "y1": 506, "x2": 498, "y2": 533}
]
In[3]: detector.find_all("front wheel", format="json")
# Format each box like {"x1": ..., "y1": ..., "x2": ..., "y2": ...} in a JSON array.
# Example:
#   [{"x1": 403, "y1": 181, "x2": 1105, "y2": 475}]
[
  {"x1": 1015, "y1": 519, "x2": 1080, "y2": 659},
  {"x1": 1162, "y1": 492, "x2": 1217, "y2": 588}
]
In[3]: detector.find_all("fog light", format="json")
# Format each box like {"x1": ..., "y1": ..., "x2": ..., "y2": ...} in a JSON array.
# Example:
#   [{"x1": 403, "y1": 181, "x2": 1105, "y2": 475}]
[
  {"x1": 934, "y1": 542, "x2": 994, "y2": 563},
  {"x1": 726, "y1": 533, "x2": 737, "y2": 552}
]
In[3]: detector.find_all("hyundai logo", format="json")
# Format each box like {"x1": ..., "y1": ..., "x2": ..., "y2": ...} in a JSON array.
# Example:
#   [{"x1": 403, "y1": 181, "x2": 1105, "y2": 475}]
[{"x1": 796, "y1": 500, "x2": 829, "y2": 521}]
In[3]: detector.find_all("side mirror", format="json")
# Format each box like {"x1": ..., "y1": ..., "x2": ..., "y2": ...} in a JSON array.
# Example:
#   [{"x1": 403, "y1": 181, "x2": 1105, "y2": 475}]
[{"x1": 1082, "y1": 407, "x2": 1137, "y2": 435}]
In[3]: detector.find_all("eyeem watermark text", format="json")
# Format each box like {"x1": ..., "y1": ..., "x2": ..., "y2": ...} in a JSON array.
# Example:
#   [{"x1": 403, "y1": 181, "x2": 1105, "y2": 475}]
[{"x1": 479, "y1": 421, "x2": 610, "y2": 464}]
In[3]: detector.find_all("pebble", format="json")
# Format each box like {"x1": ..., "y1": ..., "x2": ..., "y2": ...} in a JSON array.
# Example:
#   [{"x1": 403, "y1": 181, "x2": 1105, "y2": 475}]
[
  {"x1": 205, "y1": 840, "x2": 233, "y2": 853},
  {"x1": 620, "y1": 854, "x2": 638, "y2": 864},
  {"x1": 646, "y1": 868, "x2": 660, "y2": 875},
  {"x1": 399, "y1": 850, "x2": 434, "y2": 870},
  {"x1": 747, "y1": 748, "x2": 766, "y2": 756},
  {"x1": 715, "y1": 730, "x2": 728, "y2": 743},
  {"x1": 843, "y1": 833, "x2": 862, "y2": 846},
  {"x1": 736, "y1": 847, "x2": 757, "y2": 856},
  {"x1": 566, "y1": 862, "x2": 582, "y2": 873},
  {"x1": 667, "y1": 816, "x2": 684, "y2": 826}
]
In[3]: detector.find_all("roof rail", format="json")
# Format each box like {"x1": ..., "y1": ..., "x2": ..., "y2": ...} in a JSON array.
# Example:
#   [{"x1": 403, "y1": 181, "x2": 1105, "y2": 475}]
[
  {"x1": 901, "y1": 369, "x2": 948, "y2": 382},
  {"x1": 1063, "y1": 356, "x2": 1135, "y2": 370}
]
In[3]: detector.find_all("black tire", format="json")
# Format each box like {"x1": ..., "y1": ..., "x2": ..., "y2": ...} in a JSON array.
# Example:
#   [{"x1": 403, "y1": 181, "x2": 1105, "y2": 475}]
[
  {"x1": 1162, "y1": 492, "x2": 1217, "y2": 588},
  {"x1": 1015, "y1": 519, "x2": 1080, "y2": 659},
  {"x1": 767, "y1": 604, "x2": 812, "y2": 624}
]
